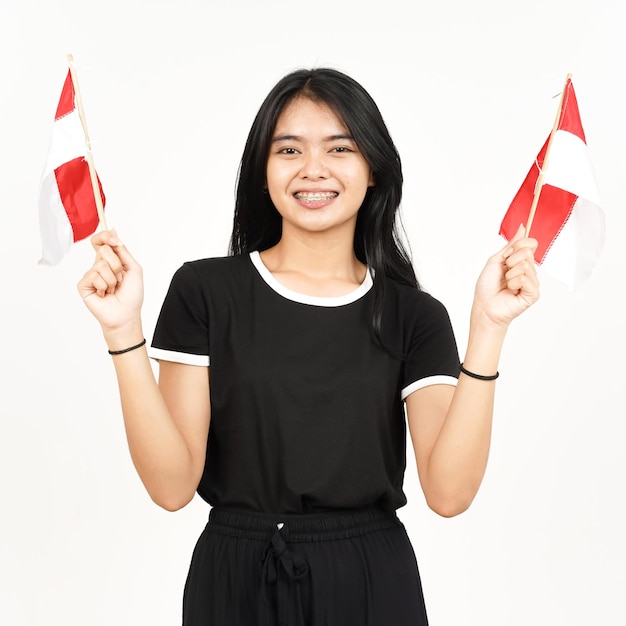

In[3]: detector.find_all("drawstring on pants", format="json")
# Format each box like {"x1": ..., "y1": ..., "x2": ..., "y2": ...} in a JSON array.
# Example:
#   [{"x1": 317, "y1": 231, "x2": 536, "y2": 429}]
[
  {"x1": 203, "y1": 506, "x2": 405, "y2": 626},
  {"x1": 261, "y1": 523, "x2": 309, "y2": 626}
]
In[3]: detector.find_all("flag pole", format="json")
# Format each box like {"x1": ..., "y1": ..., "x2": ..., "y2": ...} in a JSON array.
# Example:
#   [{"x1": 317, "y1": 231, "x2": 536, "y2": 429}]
[
  {"x1": 525, "y1": 72, "x2": 572, "y2": 237},
  {"x1": 66, "y1": 53, "x2": 108, "y2": 231}
]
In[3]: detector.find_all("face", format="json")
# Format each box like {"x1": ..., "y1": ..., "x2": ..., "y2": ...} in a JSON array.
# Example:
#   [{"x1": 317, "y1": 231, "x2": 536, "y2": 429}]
[{"x1": 265, "y1": 97, "x2": 375, "y2": 241}]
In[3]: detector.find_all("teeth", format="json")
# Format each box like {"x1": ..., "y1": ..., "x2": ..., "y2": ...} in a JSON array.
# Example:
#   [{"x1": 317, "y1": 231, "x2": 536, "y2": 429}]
[{"x1": 295, "y1": 192, "x2": 337, "y2": 202}]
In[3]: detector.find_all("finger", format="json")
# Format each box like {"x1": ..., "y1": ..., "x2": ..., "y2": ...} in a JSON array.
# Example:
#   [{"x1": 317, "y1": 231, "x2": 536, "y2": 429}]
[
  {"x1": 502, "y1": 240, "x2": 539, "y2": 272},
  {"x1": 111, "y1": 238, "x2": 140, "y2": 271},
  {"x1": 513, "y1": 270, "x2": 540, "y2": 303},
  {"x1": 90, "y1": 263, "x2": 118, "y2": 296},
  {"x1": 92, "y1": 229, "x2": 141, "y2": 281},
  {"x1": 95, "y1": 258, "x2": 123, "y2": 294},
  {"x1": 94, "y1": 228, "x2": 139, "y2": 268},
  {"x1": 96, "y1": 244, "x2": 125, "y2": 278},
  {"x1": 511, "y1": 223, "x2": 526, "y2": 243},
  {"x1": 510, "y1": 236, "x2": 539, "y2": 254},
  {"x1": 504, "y1": 244, "x2": 536, "y2": 270},
  {"x1": 90, "y1": 228, "x2": 122, "y2": 251},
  {"x1": 78, "y1": 268, "x2": 112, "y2": 299},
  {"x1": 506, "y1": 261, "x2": 540, "y2": 299},
  {"x1": 493, "y1": 225, "x2": 526, "y2": 262},
  {"x1": 505, "y1": 258, "x2": 534, "y2": 283},
  {"x1": 92, "y1": 273, "x2": 112, "y2": 298},
  {"x1": 79, "y1": 252, "x2": 122, "y2": 297}
]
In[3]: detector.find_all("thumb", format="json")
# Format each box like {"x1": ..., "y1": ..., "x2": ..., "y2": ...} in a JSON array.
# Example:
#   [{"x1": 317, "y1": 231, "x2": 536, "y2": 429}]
[
  {"x1": 498, "y1": 223, "x2": 526, "y2": 258},
  {"x1": 109, "y1": 231, "x2": 140, "y2": 271},
  {"x1": 511, "y1": 223, "x2": 526, "y2": 243}
]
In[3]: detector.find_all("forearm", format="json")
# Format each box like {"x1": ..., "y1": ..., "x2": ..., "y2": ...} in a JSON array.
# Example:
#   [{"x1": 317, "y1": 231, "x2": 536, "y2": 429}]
[
  {"x1": 106, "y1": 326, "x2": 198, "y2": 510},
  {"x1": 78, "y1": 234, "x2": 204, "y2": 510},
  {"x1": 415, "y1": 230, "x2": 539, "y2": 517},
  {"x1": 424, "y1": 320, "x2": 507, "y2": 516}
]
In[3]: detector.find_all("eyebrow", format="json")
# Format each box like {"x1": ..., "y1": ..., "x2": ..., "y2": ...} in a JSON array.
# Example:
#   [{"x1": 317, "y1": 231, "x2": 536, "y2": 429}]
[{"x1": 271, "y1": 133, "x2": 355, "y2": 143}]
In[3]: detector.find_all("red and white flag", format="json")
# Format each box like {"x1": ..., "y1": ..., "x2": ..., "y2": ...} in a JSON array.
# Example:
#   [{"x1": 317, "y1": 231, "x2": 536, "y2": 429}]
[
  {"x1": 499, "y1": 77, "x2": 604, "y2": 289},
  {"x1": 38, "y1": 69, "x2": 105, "y2": 265}
]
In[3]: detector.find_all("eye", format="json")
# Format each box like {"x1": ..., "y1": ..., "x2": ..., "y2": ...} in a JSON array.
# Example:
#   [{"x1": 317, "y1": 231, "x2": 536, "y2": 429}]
[
  {"x1": 331, "y1": 146, "x2": 353, "y2": 153},
  {"x1": 277, "y1": 147, "x2": 299, "y2": 155}
]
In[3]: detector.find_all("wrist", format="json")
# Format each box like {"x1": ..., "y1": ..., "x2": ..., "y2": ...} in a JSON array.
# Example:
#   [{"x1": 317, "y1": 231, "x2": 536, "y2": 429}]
[
  {"x1": 102, "y1": 321, "x2": 145, "y2": 353},
  {"x1": 469, "y1": 306, "x2": 510, "y2": 339},
  {"x1": 459, "y1": 362, "x2": 499, "y2": 380},
  {"x1": 108, "y1": 338, "x2": 146, "y2": 356},
  {"x1": 464, "y1": 313, "x2": 507, "y2": 375}
]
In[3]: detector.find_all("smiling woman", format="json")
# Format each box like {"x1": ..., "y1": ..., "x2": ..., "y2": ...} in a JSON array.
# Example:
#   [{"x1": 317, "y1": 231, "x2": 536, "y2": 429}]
[
  {"x1": 77, "y1": 67, "x2": 539, "y2": 625},
  {"x1": 263, "y1": 97, "x2": 375, "y2": 295}
]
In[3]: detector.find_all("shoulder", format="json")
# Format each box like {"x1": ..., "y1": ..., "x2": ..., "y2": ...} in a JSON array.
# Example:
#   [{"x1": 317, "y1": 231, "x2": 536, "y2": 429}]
[
  {"x1": 180, "y1": 253, "x2": 250, "y2": 276},
  {"x1": 382, "y1": 278, "x2": 456, "y2": 355},
  {"x1": 170, "y1": 254, "x2": 252, "y2": 288},
  {"x1": 385, "y1": 277, "x2": 450, "y2": 320},
  {"x1": 384, "y1": 279, "x2": 459, "y2": 381}
]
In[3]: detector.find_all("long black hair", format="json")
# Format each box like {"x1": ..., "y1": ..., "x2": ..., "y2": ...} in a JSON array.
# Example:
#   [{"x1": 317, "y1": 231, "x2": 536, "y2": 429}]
[{"x1": 229, "y1": 68, "x2": 419, "y2": 346}]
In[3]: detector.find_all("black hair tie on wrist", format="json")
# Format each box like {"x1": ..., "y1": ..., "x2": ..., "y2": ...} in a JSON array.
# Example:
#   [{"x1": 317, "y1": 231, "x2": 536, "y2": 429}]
[
  {"x1": 459, "y1": 363, "x2": 499, "y2": 381},
  {"x1": 108, "y1": 338, "x2": 146, "y2": 355}
]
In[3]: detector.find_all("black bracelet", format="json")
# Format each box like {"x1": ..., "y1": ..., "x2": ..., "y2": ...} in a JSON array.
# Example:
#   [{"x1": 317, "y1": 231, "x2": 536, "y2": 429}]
[
  {"x1": 459, "y1": 363, "x2": 499, "y2": 381},
  {"x1": 108, "y1": 338, "x2": 146, "y2": 355}
]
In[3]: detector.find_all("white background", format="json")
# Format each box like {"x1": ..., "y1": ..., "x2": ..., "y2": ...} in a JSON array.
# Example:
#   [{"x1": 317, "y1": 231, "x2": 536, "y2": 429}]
[{"x1": 1, "y1": 1, "x2": 624, "y2": 624}]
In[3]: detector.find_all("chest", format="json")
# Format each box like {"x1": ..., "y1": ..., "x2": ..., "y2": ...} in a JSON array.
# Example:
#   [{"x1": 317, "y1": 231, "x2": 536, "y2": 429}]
[{"x1": 208, "y1": 290, "x2": 403, "y2": 418}]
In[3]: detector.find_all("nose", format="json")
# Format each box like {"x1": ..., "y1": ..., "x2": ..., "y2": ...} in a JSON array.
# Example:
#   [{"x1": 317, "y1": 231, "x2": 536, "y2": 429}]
[{"x1": 299, "y1": 149, "x2": 329, "y2": 180}]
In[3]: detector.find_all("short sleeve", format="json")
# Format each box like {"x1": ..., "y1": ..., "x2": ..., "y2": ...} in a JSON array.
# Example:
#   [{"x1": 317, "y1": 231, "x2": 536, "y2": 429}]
[
  {"x1": 149, "y1": 263, "x2": 210, "y2": 366},
  {"x1": 400, "y1": 293, "x2": 460, "y2": 400}
]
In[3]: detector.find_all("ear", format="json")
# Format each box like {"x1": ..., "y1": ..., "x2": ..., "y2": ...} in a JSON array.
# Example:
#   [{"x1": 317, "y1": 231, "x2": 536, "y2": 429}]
[{"x1": 368, "y1": 170, "x2": 376, "y2": 187}]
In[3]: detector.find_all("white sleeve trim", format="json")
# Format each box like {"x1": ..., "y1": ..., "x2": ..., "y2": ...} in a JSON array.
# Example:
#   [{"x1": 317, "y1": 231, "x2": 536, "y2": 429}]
[
  {"x1": 148, "y1": 347, "x2": 210, "y2": 367},
  {"x1": 401, "y1": 375, "x2": 458, "y2": 401}
]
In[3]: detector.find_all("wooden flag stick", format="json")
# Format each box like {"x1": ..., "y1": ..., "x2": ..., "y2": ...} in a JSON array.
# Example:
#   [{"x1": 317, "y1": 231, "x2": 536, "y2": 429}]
[
  {"x1": 66, "y1": 53, "x2": 108, "y2": 231},
  {"x1": 525, "y1": 72, "x2": 572, "y2": 237}
]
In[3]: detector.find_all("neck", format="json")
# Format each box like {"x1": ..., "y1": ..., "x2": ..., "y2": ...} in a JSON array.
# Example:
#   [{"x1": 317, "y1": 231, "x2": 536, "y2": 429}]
[
  {"x1": 258, "y1": 225, "x2": 368, "y2": 297},
  {"x1": 262, "y1": 230, "x2": 364, "y2": 281}
]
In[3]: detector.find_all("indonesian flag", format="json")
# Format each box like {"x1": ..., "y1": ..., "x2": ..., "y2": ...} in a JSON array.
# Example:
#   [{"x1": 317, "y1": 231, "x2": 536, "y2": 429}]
[
  {"x1": 38, "y1": 69, "x2": 105, "y2": 265},
  {"x1": 499, "y1": 77, "x2": 604, "y2": 289}
]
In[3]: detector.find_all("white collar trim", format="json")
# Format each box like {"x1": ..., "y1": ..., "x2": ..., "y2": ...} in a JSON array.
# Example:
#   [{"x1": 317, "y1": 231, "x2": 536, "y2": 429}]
[{"x1": 250, "y1": 251, "x2": 373, "y2": 307}]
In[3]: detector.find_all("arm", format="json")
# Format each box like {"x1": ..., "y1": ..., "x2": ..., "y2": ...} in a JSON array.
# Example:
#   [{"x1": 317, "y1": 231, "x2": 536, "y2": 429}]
[
  {"x1": 77, "y1": 231, "x2": 210, "y2": 511},
  {"x1": 407, "y1": 226, "x2": 539, "y2": 517}
]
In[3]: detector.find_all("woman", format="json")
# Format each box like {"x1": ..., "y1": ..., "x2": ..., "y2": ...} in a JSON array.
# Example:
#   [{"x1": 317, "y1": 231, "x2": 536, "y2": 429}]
[{"x1": 78, "y1": 68, "x2": 539, "y2": 625}]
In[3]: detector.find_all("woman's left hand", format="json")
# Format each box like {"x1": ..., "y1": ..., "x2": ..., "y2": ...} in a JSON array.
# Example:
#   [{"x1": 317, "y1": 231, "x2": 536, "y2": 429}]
[{"x1": 473, "y1": 224, "x2": 540, "y2": 328}]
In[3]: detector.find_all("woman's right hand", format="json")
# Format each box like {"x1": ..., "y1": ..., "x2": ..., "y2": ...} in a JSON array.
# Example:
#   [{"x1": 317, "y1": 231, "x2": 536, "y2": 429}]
[{"x1": 77, "y1": 230, "x2": 144, "y2": 334}]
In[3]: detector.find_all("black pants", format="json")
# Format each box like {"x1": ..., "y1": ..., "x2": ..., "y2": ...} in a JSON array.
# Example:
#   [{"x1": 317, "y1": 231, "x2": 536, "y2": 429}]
[{"x1": 183, "y1": 507, "x2": 429, "y2": 626}]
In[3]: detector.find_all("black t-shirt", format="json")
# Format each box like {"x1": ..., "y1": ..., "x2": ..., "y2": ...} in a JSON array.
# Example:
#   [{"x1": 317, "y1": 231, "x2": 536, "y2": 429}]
[{"x1": 150, "y1": 252, "x2": 460, "y2": 514}]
